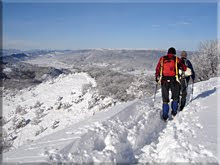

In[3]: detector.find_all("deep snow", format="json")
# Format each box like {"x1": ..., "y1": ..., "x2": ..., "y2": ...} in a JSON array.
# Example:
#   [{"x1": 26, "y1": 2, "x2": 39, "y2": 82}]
[{"x1": 3, "y1": 77, "x2": 220, "y2": 164}]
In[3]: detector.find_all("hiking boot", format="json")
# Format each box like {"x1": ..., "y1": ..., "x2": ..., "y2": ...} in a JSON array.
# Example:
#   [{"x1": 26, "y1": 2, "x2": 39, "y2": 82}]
[
  {"x1": 179, "y1": 105, "x2": 184, "y2": 111},
  {"x1": 171, "y1": 110, "x2": 177, "y2": 117},
  {"x1": 162, "y1": 114, "x2": 168, "y2": 121}
]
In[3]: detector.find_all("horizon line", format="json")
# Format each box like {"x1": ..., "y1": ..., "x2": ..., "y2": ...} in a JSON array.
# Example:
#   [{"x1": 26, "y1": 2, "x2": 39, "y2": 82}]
[{"x1": 2, "y1": 47, "x2": 198, "y2": 52}]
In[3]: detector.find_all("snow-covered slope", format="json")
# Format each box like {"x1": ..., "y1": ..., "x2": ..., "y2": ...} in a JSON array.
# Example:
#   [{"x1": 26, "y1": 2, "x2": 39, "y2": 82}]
[
  {"x1": 3, "y1": 77, "x2": 220, "y2": 164},
  {"x1": 2, "y1": 73, "x2": 115, "y2": 150}
]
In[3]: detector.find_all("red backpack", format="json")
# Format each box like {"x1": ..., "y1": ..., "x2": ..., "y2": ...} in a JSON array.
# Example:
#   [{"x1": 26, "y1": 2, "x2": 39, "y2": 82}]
[{"x1": 161, "y1": 55, "x2": 178, "y2": 77}]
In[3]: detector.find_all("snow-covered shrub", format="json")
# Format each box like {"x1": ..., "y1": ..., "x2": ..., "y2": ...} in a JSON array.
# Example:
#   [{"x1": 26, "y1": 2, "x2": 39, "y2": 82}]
[
  {"x1": 47, "y1": 106, "x2": 53, "y2": 111},
  {"x1": 35, "y1": 126, "x2": 47, "y2": 136},
  {"x1": 127, "y1": 76, "x2": 155, "y2": 98},
  {"x1": 12, "y1": 115, "x2": 26, "y2": 129},
  {"x1": 15, "y1": 105, "x2": 27, "y2": 115},
  {"x1": 35, "y1": 108, "x2": 45, "y2": 119},
  {"x1": 88, "y1": 99, "x2": 96, "y2": 110},
  {"x1": 72, "y1": 96, "x2": 84, "y2": 104},
  {"x1": 51, "y1": 120, "x2": 60, "y2": 129},
  {"x1": 62, "y1": 102, "x2": 72, "y2": 109},
  {"x1": 55, "y1": 102, "x2": 62, "y2": 110},
  {"x1": 192, "y1": 40, "x2": 220, "y2": 81},
  {"x1": 54, "y1": 101, "x2": 72, "y2": 110},
  {"x1": 33, "y1": 101, "x2": 43, "y2": 108},
  {"x1": 98, "y1": 100, "x2": 113, "y2": 110},
  {"x1": 88, "y1": 92, "x2": 99, "y2": 109},
  {"x1": 57, "y1": 96, "x2": 63, "y2": 101}
]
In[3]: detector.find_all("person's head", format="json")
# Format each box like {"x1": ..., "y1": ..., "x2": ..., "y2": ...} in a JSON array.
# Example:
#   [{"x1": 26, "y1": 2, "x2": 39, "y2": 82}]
[
  {"x1": 167, "y1": 47, "x2": 176, "y2": 55},
  {"x1": 181, "y1": 51, "x2": 187, "y2": 58}
]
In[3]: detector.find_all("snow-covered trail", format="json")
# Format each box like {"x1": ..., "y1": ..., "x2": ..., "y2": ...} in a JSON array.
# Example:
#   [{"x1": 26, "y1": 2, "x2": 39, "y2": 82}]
[
  {"x1": 139, "y1": 79, "x2": 219, "y2": 163},
  {"x1": 3, "y1": 77, "x2": 220, "y2": 164}
]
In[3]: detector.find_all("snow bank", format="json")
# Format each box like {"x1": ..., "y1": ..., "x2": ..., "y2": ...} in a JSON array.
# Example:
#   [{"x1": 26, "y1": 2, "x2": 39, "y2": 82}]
[{"x1": 3, "y1": 77, "x2": 220, "y2": 164}]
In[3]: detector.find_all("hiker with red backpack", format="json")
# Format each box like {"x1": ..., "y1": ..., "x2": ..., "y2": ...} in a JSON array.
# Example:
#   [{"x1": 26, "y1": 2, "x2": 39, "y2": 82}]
[{"x1": 155, "y1": 47, "x2": 187, "y2": 121}]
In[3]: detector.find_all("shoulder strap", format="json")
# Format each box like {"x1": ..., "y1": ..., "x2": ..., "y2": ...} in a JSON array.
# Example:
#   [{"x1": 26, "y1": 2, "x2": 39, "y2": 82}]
[
  {"x1": 175, "y1": 57, "x2": 178, "y2": 76},
  {"x1": 160, "y1": 57, "x2": 164, "y2": 77},
  {"x1": 175, "y1": 57, "x2": 180, "y2": 83}
]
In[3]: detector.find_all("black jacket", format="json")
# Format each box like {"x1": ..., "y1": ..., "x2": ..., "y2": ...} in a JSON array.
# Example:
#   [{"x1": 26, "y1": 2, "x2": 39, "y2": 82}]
[{"x1": 181, "y1": 57, "x2": 195, "y2": 83}]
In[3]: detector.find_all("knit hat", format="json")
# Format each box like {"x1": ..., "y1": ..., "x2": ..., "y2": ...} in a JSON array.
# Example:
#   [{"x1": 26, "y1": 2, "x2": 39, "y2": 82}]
[
  {"x1": 181, "y1": 51, "x2": 187, "y2": 58},
  {"x1": 167, "y1": 47, "x2": 176, "y2": 55}
]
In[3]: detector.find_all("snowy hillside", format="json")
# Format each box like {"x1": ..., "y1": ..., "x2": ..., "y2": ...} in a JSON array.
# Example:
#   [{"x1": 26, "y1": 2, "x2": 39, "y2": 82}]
[
  {"x1": 2, "y1": 73, "x2": 116, "y2": 151},
  {"x1": 3, "y1": 77, "x2": 220, "y2": 164}
]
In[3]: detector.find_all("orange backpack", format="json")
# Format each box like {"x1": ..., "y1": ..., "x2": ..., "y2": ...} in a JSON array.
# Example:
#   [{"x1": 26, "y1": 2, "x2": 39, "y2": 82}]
[{"x1": 160, "y1": 56, "x2": 179, "y2": 80}]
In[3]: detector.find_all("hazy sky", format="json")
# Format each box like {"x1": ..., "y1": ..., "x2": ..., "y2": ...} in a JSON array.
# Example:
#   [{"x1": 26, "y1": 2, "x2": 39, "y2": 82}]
[{"x1": 3, "y1": 2, "x2": 217, "y2": 50}]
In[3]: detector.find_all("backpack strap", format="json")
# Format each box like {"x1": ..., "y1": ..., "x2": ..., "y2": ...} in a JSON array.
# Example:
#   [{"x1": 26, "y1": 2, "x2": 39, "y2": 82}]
[
  {"x1": 160, "y1": 57, "x2": 164, "y2": 77},
  {"x1": 175, "y1": 57, "x2": 180, "y2": 83},
  {"x1": 158, "y1": 56, "x2": 164, "y2": 84}
]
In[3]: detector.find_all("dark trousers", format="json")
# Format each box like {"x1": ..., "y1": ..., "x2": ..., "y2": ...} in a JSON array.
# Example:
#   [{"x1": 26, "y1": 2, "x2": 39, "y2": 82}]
[
  {"x1": 161, "y1": 80, "x2": 180, "y2": 103},
  {"x1": 179, "y1": 79, "x2": 188, "y2": 109}
]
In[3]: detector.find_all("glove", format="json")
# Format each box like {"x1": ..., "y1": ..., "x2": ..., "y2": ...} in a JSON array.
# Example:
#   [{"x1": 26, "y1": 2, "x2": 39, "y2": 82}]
[{"x1": 155, "y1": 76, "x2": 159, "y2": 83}]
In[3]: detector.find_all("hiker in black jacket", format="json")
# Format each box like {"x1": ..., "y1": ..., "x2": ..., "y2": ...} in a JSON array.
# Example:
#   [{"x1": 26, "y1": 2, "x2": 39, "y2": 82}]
[{"x1": 179, "y1": 51, "x2": 195, "y2": 111}]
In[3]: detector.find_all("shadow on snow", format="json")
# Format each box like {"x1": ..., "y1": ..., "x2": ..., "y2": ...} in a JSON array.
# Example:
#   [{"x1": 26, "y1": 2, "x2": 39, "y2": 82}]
[{"x1": 193, "y1": 87, "x2": 217, "y2": 101}]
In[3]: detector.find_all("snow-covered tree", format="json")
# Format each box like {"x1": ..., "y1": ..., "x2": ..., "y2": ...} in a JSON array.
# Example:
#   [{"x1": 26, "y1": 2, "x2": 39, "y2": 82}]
[
  {"x1": 12, "y1": 115, "x2": 26, "y2": 130},
  {"x1": 192, "y1": 40, "x2": 219, "y2": 81}
]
